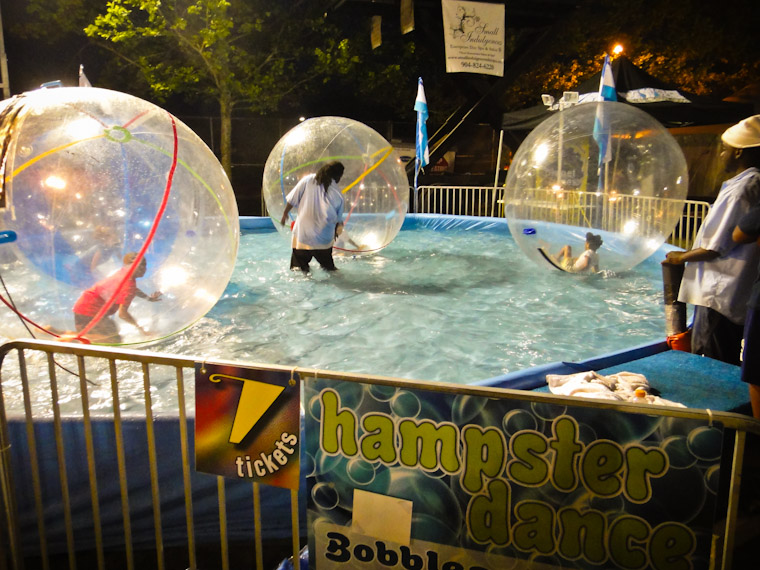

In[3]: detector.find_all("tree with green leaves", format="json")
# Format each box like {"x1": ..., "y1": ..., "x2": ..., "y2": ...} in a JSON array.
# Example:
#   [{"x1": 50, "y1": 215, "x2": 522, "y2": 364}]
[{"x1": 80, "y1": 0, "x2": 354, "y2": 177}]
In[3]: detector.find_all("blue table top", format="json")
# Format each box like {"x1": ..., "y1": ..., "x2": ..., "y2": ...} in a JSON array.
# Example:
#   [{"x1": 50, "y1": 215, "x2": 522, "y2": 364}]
[{"x1": 534, "y1": 349, "x2": 750, "y2": 414}]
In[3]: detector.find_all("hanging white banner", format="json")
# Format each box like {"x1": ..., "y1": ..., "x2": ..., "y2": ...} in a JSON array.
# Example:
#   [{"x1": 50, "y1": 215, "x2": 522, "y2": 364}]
[{"x1": 441, "y1": 0, "x2": 505, "y2": 76}]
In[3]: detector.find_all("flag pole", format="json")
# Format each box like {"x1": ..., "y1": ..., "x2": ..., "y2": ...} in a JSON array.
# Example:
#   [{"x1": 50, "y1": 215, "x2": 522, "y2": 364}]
[
  {"x1": 594, "y1": 54, "x2": 617, "y2": 193},
  {"x1": 414, "y1": 77, "x2": 429, "y2": 215},
  {"x1": 414, "y1": 157, "x2": 420, "y2": 213},
  {"x1": 78, "y1": 64, "x2": 92, "y2": 87},
  {"x1": 492, "y1": 129, "x2": 504, "y2": 217}
]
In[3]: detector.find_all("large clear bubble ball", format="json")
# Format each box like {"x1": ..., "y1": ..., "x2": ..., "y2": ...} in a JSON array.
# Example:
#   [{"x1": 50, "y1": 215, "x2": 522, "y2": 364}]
[
  {"x1": 262, "y1": 116, "x2": 409, "y2": 255},
  {"x1": 0, "y1": 87, "x2": 239, "y2": 345},
  {"x1": 504, "y1": 101, "x2": 688, "y2": 273}
]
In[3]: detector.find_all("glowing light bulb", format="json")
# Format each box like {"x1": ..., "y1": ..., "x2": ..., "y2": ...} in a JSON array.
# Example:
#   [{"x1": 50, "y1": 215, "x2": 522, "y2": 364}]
[
  {"x1": 159, "y1": 265, "x2": 189, "y2": 290},
  {"x1": 43, "y1": 175, "x2": 67, "y2": 190},
  {"x1": 623, "y1": 220, "x2": 639, "y2": 235},
  {"x1": 533, "y1": 143, "x2": 549, "y2": 164}
]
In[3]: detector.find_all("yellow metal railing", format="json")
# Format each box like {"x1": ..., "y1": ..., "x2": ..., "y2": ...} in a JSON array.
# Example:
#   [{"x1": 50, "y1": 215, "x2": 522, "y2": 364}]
[{"x1": 1, "y1": 339, "x2": 759, "y2": 569}]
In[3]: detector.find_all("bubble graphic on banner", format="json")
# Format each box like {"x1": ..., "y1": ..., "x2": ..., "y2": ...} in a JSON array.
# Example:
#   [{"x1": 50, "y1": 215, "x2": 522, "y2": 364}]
[
  {"x1": 502, "y1": 409, "x2": 538, "y2": 435},
  {"x1": 687, "y1": 425, "x2": 724, "y2": 461},
  {"x1": 346, "y1": 457, "x2": 378, "y2": 486},
  {"x1": 311, "y1": 482, "x2": 340, "y2": 510}
]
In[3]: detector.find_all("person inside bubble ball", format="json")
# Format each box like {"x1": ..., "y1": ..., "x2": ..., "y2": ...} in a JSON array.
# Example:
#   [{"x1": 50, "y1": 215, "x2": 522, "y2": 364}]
[
  {"x1": 664, "y1": 115, "x2": 760, "y2": 365},
  {"x1": 280, "y1": 161, "x2": 345, "y2": 272},
  {"x1": 553, "y1": 232, "x2": 603, "y2": 273},
  {"x1": 84, "y1": 226, "x2": 120, "y2": 272},
  {"x1": 69, "y1": 225, "x2": 121, "y2": 287},
  {"x1": 72, "y1": 252, "x2": 162, "y2": 343}
]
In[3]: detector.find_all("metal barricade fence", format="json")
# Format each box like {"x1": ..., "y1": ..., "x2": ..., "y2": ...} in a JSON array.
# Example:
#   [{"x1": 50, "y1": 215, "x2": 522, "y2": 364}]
[
  {"x1": 669, "y1": 198, "x2": 712, "y2": 250},
  {"x1": 1, "y1": 339, "x2": 759, "y2": 569},
  {"x1": 414, "y1": 185, "x2": 710, "y2": 250},
  {"x1": 0, "y1": 339, "x2": 304, "y2": 570},
  {"x1": 414, "y1": 185, "x2": 504, "y2": 218}
]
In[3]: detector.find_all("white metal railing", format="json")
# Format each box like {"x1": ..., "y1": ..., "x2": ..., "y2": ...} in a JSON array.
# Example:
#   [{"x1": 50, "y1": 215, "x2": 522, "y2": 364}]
[
  {"x1": 414, "y1": 185, "x2": 710, "y2": 250},
  {"x1": 669, "y1": 198, "x2": 711, "y2": 249},
  {"x1": 414, "y1": 185, "x2": 504, "y2": 218}
]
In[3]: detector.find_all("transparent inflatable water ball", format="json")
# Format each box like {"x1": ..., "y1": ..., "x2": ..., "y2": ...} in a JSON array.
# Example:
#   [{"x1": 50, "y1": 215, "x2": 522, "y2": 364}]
[
  {"x1": 0, "y1": 87, "x2": 239, "y2": 345},
  {"x1": 504, "y1": 101, "x2": 688, "y2": 273},
  {"x1": 262, "y1": 116, "x2": 409, "y2": 255}
]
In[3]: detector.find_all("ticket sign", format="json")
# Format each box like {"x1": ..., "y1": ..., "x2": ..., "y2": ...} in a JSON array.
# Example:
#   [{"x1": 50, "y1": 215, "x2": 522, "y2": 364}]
[
  {"x1": 195, "y1": 363, "x2": 300, "y2": 489},
  {"x1": 304, "y1": 377, "x2": 724, "y2": 569}
]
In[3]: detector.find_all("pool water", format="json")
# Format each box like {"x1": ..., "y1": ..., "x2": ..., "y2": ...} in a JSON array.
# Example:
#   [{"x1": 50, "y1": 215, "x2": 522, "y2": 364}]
[{"x1": 154, "y1": 217, "x2": 666, "y2": 385}]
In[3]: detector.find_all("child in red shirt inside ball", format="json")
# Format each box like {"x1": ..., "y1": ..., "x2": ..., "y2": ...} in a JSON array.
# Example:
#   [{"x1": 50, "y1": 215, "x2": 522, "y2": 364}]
[{"x1": 73, "y1": 252, "x2": 162, "y2": 343}]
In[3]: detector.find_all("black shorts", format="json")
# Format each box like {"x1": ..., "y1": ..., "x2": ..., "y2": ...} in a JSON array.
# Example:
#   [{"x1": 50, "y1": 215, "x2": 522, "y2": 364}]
[
  {"x1": 74, "y1": 313, "x2": 121, "y2": 343},
  {"x1": 690, "y1": 305, "x2": 744, "y2": 365},
  {"x1": 290, "y1": 248, "x2": 337, "y2": 272}
]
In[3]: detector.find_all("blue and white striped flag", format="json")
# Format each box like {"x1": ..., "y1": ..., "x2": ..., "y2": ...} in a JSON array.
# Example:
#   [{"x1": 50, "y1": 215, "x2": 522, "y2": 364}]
[
  {"x1": 598, "y1": 55, "x2": 616, "y2": 102},
  {"x1": 593, "y1": 55, "x2": 616, "y2": 169},
  {"x1": 414, "y1": 77, "x2": 429, "y2": 168}
]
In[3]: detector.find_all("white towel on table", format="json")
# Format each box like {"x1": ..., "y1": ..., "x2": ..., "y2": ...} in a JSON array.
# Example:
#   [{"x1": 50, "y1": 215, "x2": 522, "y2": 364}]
[{"x1": 546, "y1": 370, "x2": 686, "y2": 407}]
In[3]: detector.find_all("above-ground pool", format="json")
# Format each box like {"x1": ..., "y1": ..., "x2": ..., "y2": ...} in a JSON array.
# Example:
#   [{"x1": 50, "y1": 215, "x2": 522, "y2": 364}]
[
  {"x1": 1, "y1": 215, "x2": 672, "y2": 414},
  {"x1": 157, "y1": 215, "x2": 668, "y2": 381}
]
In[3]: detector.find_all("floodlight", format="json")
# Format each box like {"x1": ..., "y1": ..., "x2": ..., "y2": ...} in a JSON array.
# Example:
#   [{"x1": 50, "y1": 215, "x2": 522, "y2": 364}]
[{"x1": 563, "y1": 91, "x2": 579, "y2": 104}]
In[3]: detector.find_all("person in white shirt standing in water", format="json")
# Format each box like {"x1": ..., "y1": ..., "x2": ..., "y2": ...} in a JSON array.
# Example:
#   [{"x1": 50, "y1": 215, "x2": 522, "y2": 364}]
[{"x1": 280, "y1": 161, "x2": 345, "y2": 273}]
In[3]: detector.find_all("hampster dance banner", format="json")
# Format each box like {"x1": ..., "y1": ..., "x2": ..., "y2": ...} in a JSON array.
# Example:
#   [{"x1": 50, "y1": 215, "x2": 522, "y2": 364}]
[
  {"x1": 195, "y1": 363, "x2": 300, "y2": 489},
  {"x1": 304, "y1": 377, "x2": 724, "y2": 569},
  {"x1": 441, "y1": 0, "x2": 505, "y2": 76}
]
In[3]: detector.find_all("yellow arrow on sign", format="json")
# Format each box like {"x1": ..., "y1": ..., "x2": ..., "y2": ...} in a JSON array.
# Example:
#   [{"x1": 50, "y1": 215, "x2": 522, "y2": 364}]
[{"x1": 209, "y1": 373, "x2": 285, "y2": 444}]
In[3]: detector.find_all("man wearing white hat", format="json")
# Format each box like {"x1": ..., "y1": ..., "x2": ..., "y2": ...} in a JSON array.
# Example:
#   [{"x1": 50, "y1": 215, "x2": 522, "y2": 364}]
[{"x1": 665, "y1": 115, "x2": 760, "y2": 366}]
